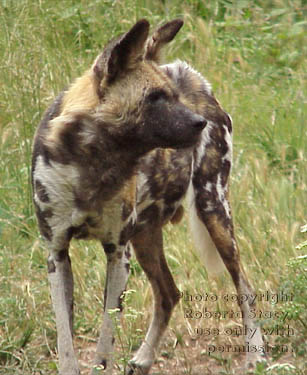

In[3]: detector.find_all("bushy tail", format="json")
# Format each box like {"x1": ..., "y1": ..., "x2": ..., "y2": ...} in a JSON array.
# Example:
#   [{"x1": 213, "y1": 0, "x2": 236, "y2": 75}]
[{"x1": 186, "y1": 184, "x2": 226, "y2": 276}]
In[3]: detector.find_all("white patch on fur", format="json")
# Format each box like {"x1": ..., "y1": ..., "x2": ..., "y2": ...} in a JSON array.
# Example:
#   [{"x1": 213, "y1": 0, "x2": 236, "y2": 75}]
[
  {"x1": 162, "y1": 60, "x2": 212, "y2": 95},
  {"x1": 33, "y1": 155, "x2": 82, "y2": 246},
  {"x1": 227, "y1": 113, "x2": 233, "y2": 127},
  {"x1": 71, "y1": 209, "x2": 86, "y2": 227},
  {"x1": 216, "y1": 174, "x2": 231, "y2": 218},
  {"x1": 130, "y1": 206, "x2": 138, "y2": 226},
  {"x1": 187, "y1": 183, "x2": 226, "y2": 275},
  {"x1": 238, "y1": 278, "x2": 266, "y2": 365},
  {"x1": 136, "y1": 171, "x2": 150, "y2": 201},
  {"x1": 194, "y1": 121, "x2": 215, "y2": 169},
  {"x1": 130, "y1": 339, "x2": 155, "y2": 372},
  {"x1": 135, "y1": 170, "x2": 155, "y2": 221},
  {"x1": 204, "y1": 201, "x2": 215, "y2": 212},
  {"x1": 222, "y1": 124, "x2": 233, "y2": 163},
  {"x1": 34, "y1": 156, "x2": 79, "y2": 206},
  {"x1": 205, "y1": 181, "x2": 213, "y2": 192}
]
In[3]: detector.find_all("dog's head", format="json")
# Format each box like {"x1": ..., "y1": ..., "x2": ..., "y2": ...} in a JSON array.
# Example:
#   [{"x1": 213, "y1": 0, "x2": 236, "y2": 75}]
[{"x1": 92, "y1": 19, "x2": 206, "y2": 151}]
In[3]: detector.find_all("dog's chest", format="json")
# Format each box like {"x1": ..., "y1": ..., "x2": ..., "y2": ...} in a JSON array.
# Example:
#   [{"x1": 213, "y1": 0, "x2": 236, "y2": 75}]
[
  {"x1": 82, "y1": 148, "x2": 193, "y2": 244},
  {"x1": 134, "y1": 148, "x2": 193, "y2": 226}
]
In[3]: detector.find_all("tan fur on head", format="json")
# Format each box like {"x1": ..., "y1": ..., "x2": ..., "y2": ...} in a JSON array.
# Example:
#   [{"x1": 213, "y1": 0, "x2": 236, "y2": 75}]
[
  {"x1": 43, "y1": 19, "x2": 185, "y2": 149},
  {"x1": 96, "y1": 61, "x2": 175, "y2": 128},
  {"x1": 62, "y1": 71, "x2": 99, "y2": 115}
]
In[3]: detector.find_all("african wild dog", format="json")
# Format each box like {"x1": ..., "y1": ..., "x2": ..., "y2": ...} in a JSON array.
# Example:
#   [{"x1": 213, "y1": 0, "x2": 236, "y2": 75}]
[{"x1": 32, "y1": 19, "x2": 265, "y2": 375}]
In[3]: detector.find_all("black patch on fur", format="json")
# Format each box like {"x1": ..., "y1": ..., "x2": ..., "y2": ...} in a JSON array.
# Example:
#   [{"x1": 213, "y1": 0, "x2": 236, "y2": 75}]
[
  {"x1": 124, "y1": 247, "x2": 131, "y2": 273},
  {"x1": 35, "y1": 180, "x2": 50, "y2": 202},
  {"x1": 66, "y1": 227, "x2": 74, "y2": 242},
  {"x1": 103, "y1": 243, "x2": 116, "y2": 254},
  {"x1": 138, "y1": 203, "x2": 160, "y2": 224},
  {"x1": 122, "y1": 201, "x2": 133, "y2": 221},
  {"x1": 119, "y1": 219, "x2": 136, "y2": 246},
  {"x1": 31, "y1": 92, "x2": 65, "y2": 171},
  {"x1": 162, "y1": 205, "x2": 176, "y2": 222},
  {"x1": 67, "y1": 224, "x2": 90, "y2": 240},
  {"x1": 125, "y1": 247, "x2": 131, "y2": 260},
  {"x1": 125, "y1": 261, "x2": 130, "y2": 273},
  {"x1": 100, "y1": 359, "x2": 107, "y2": 369},
  {"x1": 45, "y1": 116, "x2": 86, "y2": 166},
  {"x1": 35, "y1": 205, "x2": 53, "y2": 241},
  {"x1": 55, "y1": 249, "x2": 68, "y2": 262},
  {"x1": 118, "y1": 290, "x2": 126, "y2": 312},
  {"x1": 103, "y1": 279, "x2": 108, "y2": 312},
  {"x1": 47, "y1": 258, "x2": 56, "y2": 273},
  {"x1": 57, "y1": 119, "x2": 84, "y2": 164},
  {"x1": 128, "y1": 364, "x2": 137, "y2": 375},
  {"x1": 163, "y1": 183, "x2": 186, "y2": 206},
  {"x1": 220, "y1": 160, "x2": 231, "y2": 187},
  {"x1": 86, "y1": 216, "x2": 99, "y2": 228}
]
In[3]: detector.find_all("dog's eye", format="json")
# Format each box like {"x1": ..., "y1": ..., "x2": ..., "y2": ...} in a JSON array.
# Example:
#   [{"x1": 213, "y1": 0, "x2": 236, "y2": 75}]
[{"x1": 147, "y1": 89, "x2": 168, "y2": 103}]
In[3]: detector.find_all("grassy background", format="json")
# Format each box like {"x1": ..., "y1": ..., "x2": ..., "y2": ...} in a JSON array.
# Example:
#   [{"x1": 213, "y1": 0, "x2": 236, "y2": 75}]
[{"x1": 0, "y1": 0, "x2": 306, "y2": 374}]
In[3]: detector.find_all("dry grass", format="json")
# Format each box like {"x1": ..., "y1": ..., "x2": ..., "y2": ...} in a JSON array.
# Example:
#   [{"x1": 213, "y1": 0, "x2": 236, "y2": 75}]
[{"x1": 0, "y1": 1, "x2": 306, "y2": 374}]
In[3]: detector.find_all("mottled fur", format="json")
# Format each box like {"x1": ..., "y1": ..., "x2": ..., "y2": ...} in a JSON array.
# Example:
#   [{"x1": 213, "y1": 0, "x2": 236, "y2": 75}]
[{"x1": 32, "y1": 19, "x2": 265, "y2": 375}]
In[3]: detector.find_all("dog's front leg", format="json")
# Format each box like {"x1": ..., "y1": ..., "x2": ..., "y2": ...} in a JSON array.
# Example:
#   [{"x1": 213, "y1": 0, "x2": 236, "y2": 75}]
[
  {"x1": 128, "y1": 226, "x2": 181, "y2": 375},
  {"x1": 48, "y1": 247, "x2": 80, "y2": 375},
  {"x1": 91, "y1": 244, "x2": 130, "y2": 375}
]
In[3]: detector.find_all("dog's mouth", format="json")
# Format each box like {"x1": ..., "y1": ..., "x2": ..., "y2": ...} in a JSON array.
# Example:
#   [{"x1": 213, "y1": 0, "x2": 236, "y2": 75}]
[{"x1": 168, "y1": 133, "x2": 202, "y2": 150}]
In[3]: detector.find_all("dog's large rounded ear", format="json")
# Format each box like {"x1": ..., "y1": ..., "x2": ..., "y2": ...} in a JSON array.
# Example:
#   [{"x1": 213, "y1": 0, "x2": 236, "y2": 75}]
[
  {"x1": 145, "y1": 19, "x2": 183, "y2": 62},
  {"x1": 93, "y1": 19, "x2": 150, "y2": 85}
]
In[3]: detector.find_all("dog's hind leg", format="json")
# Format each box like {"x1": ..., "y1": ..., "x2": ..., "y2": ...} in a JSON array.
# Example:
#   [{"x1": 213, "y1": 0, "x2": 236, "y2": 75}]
[
  {"x1": 189, "y1": 187, "x2": 265, "y2": 367},
  {"x1": 128, "y1": 226, "x2": 180, "y2": 375},
  {"x1": 91, "y1": 243, "x2": 131, "y2": 375},
  {"x1": 188, "y1": 121, "x2": 266, "y2": 369}
]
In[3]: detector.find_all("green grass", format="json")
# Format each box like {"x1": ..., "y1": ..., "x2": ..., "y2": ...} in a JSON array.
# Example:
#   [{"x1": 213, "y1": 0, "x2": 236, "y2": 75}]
[{"x1": 0, "y1": 0, "x2": 306, "y2": 374}]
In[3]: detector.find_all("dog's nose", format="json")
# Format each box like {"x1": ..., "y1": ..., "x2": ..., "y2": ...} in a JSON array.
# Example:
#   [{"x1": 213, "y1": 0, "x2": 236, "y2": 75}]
[{"x1": 192, "y1": 114, "x2": 207, "y2": 130}]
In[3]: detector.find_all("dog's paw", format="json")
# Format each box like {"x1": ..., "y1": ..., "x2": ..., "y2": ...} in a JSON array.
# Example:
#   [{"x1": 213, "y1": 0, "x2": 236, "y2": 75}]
[
  {"x1": 127, "y1": 362, "x2": 151, "y2": 375},
  {"x1": 91, "y1": 359, "x2": 113, "y2": 375},
  {"x1": 127, "y1": 341, "x2": 154, "y2": 374}
]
